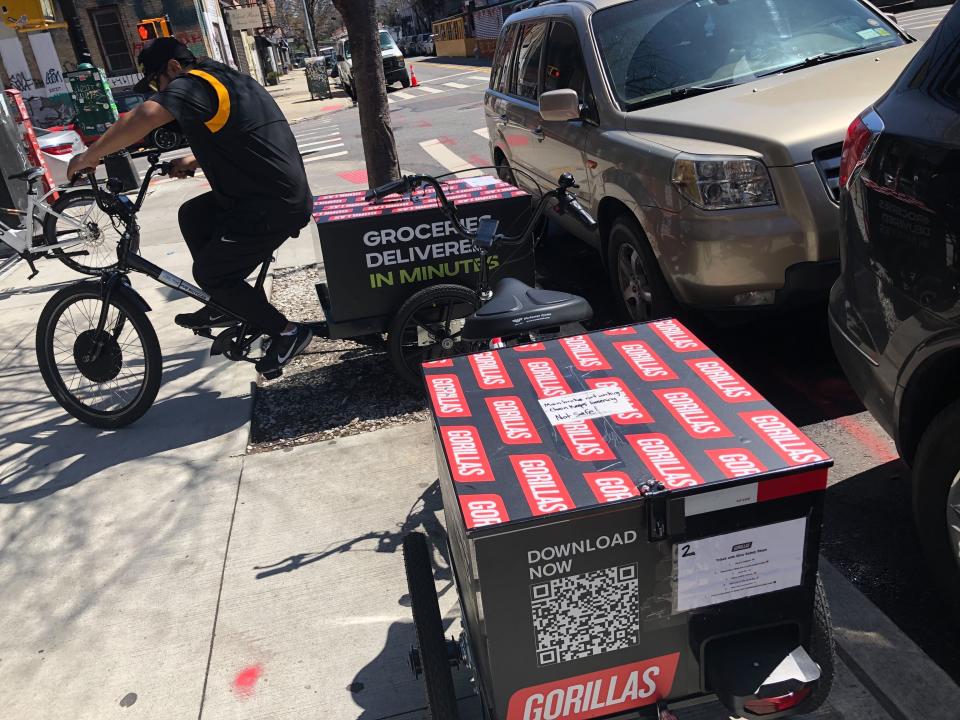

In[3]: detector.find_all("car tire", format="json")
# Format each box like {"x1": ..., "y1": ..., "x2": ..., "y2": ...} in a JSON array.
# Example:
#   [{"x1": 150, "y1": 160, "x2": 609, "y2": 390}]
[
  {"x1": 493, "y1": 151, "x2": 517, "y2": 186},
  {"x1": 606, "y1": 214, "x2": 676, "y2": 322},
  {"x1": 607, "y1": 214, "x2": 678, "y2": 322},
  {"x1": 400, "y1": 72, "x2": 411, "y2": 88},
  {"x1": 911, "y1": 399, "x2": 960, "y2": 609},
  {"x1": 151, "y1": 126, "x2": 180, "y2": 152}
]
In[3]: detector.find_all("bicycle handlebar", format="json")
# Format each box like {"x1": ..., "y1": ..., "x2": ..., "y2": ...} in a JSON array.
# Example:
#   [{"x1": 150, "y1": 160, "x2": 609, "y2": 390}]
[
  {"x1": 364, "y1": 172, "x2": 597, "y2": 246},
  {"x1": 77, "y1": 155, "x2": 188, "y2": 215}
]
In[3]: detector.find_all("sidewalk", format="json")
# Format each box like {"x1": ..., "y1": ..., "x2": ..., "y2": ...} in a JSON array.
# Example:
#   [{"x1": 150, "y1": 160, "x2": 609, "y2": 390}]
[
  {"x1": 265, "y1": 69, "x2": 353, "y2": 124},
  {"x1": 1, "y1": 173, "x2": 959, "y2": 719}
]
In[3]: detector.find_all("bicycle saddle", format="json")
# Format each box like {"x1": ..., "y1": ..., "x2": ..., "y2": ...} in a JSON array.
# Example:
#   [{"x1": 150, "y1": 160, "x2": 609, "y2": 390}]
[
  {"x1": 8, "y1": 167, "x2": 45, "y2": 183},
  {"x1": 463, "y1": 277, "x2": 593, "y2": 340}
]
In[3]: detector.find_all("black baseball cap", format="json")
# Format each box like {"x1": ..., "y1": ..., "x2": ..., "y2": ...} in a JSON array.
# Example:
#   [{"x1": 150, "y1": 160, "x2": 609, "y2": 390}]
[{"x1": 134, "y1": 37, "x2": 196, "y2": 94}]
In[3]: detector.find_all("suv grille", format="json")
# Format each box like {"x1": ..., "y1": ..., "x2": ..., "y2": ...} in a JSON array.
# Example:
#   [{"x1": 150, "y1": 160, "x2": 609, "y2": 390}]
[{"x1": 813, "y1": 143, "x2": 843, "y2": 202}]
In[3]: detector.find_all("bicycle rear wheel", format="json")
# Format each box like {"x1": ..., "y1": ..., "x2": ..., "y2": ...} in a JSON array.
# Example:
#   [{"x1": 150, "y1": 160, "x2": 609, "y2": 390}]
[
  {"x1": 36, "y1": 280, "x2": 162, "y2": 428},
  {"x1": 42, "y1": 189, "x2": 125, "y2": 275}
]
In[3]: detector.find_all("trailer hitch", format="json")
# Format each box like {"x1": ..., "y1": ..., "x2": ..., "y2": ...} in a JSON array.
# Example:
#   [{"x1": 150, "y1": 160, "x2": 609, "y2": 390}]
[{"x1": 408, "y1": 637, "x2": 463, "y2": 679}]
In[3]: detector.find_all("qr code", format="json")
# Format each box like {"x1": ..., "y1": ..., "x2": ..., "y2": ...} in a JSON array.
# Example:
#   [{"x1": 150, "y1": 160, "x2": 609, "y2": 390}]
[{"x1": 530, "y1": 564, "x2": 639, "y2": 666}]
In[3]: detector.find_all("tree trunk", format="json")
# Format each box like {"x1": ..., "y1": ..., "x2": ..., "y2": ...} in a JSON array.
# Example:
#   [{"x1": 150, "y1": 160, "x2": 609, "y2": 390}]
[{"x1": 332, "y1": 0, "x2": 400, "y2": 188}]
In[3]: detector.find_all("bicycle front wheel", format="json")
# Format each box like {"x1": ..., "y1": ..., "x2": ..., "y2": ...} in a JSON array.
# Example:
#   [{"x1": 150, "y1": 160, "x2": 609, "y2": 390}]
[
  {"x1": 42, "y1": 189, "x2": 125, "y2": 275},
  {"x1": 36, "y1": 281, "x2": 162, "y2": 428}
]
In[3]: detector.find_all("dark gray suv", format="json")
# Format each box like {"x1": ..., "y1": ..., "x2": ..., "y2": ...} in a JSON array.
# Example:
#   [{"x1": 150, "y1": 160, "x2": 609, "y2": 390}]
[{"x1": 829, "y1": 3, "x2": 960, "y2": 603}]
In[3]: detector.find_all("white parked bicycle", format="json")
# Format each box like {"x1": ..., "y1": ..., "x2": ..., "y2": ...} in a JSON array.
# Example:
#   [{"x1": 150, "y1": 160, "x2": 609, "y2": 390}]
[{"x1": 0, "y1": 166, "x2": 128, "y2": 278}]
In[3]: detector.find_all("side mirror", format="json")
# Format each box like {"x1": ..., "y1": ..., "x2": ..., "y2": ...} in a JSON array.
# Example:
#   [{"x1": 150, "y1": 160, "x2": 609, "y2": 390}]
[
  {"x1": 336, "y1": 54, "x2": 345, "y2": 62},
  {"x1": 885, "y1": 13, "x2": 898, "y2": 24},
  {"x1": 539, "y1": 89, "x2": 581, "y2": 122}
]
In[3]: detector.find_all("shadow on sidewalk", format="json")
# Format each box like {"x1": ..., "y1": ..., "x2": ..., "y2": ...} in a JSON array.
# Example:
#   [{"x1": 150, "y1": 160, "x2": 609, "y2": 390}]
[
  {"x1": 252, "y1": 481, "x2": 452, "y2": 592},
  {"x1": 0, "y1": 346, "x2": 249, "y2": 503}
]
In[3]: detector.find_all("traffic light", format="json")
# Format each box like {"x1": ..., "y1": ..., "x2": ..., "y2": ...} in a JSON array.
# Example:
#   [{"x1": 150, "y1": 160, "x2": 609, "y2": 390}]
[{"x1": 137, "y1": 16, "x2": 171, "y2": 41}]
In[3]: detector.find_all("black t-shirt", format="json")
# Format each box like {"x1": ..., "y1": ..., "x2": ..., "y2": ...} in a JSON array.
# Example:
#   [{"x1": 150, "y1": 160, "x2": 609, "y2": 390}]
[{"x1": 152, "y1": 60, "x2": 312, "y2": 235}]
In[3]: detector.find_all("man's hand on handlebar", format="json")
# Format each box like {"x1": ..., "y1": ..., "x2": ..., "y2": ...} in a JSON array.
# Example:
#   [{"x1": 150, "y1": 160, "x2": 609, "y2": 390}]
[
  {"x1": 169, "y1": 156, "x2": 199, "y2": 179},
  {"x1": 67, "y1": 151, "x2": 99, "y2": 183}
]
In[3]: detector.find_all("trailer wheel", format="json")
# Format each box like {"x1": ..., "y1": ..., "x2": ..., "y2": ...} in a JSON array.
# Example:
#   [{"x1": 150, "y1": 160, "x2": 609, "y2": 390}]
[
  {"x1": 404, "y1": 532, "x2": 460, "y2": 719},
  {"x1": 790, "y1": 574, "x2": 835, "y2": 716}
]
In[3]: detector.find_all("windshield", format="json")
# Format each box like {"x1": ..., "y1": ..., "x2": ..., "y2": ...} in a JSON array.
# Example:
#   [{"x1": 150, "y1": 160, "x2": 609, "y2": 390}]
[
  {"x1": 380, "y1": 31, "x2": 397, "y2": 50},
  {"x1": 592, "y1": 0, "x2": 904, "y2": 108}
]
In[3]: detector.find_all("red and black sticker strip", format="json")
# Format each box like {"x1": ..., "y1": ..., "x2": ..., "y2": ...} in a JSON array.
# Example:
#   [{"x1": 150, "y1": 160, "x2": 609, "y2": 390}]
[
  {"x1": 423, "y1": 320, "x2": 831, "y2": 531},
  {"x1": 313, "y1": 177, "x2": 528, "y2": 225}
]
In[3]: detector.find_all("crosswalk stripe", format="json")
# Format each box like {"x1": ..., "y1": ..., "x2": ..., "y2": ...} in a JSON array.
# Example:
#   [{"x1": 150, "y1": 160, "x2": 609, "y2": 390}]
[
  {"x1": 473, "y1": 127, "x2": 489, "y2": 140},
  {"x1": 297, "y1": 132, "x2": 341, "y2": 143},
  {"x1": 900, "y1": 20, "x2": 943, "y2": 28},
  {"x1": 296, "y1": 129, "x2": 340, "y2": 138},
  {"x1": 443, "y1": 81, "x2": 469, "y2": 89},
  {"x1": 418, "y1": 138, "x2": 478, "y2": 178},
  {"x1": 300, "y1": 142, "x2": 345, "y2": 152},
  {"x1": 467, "y1": 75, "x2": 489, "y2": 82},
  {"x1": 392, "y1": 91, "x2": 415, "y2": 100},
  {"x1": 897, "y1": 7, "x2": 949, "y2": 18},
  {"x1": 388, "y1": 96, "x2": 395, "y2": 104},
  {"x1": 302, "y1": 150, "x2": 349, "y2": 164},
  {"x1": 417, "y1": 85, "x2": 443, "y2": 94}
]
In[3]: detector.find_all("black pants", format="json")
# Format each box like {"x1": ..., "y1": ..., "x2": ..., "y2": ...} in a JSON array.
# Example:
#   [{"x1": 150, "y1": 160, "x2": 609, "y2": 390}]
[{"x1": 178, "y1": 192, "x2": 290, "y2": 336}]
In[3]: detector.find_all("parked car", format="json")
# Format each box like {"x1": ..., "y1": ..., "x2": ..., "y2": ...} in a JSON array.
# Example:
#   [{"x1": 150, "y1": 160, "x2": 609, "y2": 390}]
[
  {"x1": 112, "y1": 91, "x2": 185, "y2": 152},
  {"x1": 336, "y1": 30, "x2": 410, "y2": 100},
  {"x1": 485, "y1": 0, "x2": 918, "y2": 321},
  {"x1": 419, "y1": 33, "x2": 436, "y2": 56},
  {"x1": 35, "y1": 126, "x2": 85, "y2": 185},
  {"x1": 829, "y1": 3, "x2": 960, "y2": 602}
]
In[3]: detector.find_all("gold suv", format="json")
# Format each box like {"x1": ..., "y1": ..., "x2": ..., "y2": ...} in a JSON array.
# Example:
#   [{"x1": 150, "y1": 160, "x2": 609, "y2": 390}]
[{"x1": 485, "y1": 0, "x2": 918, "y2": 319}]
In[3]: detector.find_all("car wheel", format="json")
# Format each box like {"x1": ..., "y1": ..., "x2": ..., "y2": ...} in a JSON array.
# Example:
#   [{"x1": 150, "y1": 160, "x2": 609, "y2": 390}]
[
  {"x1": 494, "y1": 151, "x2": 517, "y2": 186},
  {"x1": 912, "y1": 399, "x2": 960, "y2": 609},
  {"x1": 151, "y1": 126, "x2": 180, "y2": 152},
  {"x1": 400, "y1": 73, "x2": 411, "y2": 88},
  {"x1": 606, "y1": 214, "x2": 676, "y2": 322}
]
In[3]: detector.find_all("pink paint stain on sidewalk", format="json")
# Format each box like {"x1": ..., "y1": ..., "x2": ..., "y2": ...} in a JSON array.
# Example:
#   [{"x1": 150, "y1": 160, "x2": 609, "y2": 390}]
[
  {"x1": 232, "y1": 664, "x2": 263, "y2": 698},
  {"x1": 338, "y1": 169, "x2": 369, "y2": 185}
]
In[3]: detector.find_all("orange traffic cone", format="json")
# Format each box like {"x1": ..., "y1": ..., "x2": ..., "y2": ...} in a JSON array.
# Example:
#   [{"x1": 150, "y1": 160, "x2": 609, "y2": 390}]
[{"x1": 409, "y1": 64, "x2": 419, "y2": 87}]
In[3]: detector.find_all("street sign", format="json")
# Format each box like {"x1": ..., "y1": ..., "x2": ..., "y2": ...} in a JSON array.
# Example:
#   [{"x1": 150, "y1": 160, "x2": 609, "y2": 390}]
[{"x1": 225, "y1": 5, "x2": 262, "y2": 31}]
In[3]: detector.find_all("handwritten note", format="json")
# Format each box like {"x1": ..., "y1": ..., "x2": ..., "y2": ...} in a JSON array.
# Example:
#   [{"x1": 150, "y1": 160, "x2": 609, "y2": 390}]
[{"x1": 538, "y1": 387, "x2": 635, "y2": 426}]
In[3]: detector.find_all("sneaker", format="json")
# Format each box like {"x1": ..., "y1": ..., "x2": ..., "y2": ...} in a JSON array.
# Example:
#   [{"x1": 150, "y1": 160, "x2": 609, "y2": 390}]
[
  {"x1": 256, "y1": 324, "x2": 313, "y2": 375},
  {"x1": 175, "y1": 306, "x2": 237, "y2": 330}
]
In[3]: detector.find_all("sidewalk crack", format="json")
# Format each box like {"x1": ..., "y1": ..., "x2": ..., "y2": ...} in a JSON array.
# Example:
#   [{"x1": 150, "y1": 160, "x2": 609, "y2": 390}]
[{"x1": 197, "y1": 455, "x2": 246, "y2": 720}]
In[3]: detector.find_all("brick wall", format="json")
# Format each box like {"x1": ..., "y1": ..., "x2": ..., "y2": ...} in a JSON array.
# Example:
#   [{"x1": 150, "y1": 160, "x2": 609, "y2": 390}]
[{"x1": 73, "y1": 0, "x2": 210, "y2": 77}]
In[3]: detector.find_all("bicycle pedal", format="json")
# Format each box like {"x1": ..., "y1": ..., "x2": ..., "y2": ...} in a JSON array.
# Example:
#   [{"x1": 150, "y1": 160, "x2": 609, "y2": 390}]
[{"x1": 193, "y1": 328, "x2": 214, "y2": 340}]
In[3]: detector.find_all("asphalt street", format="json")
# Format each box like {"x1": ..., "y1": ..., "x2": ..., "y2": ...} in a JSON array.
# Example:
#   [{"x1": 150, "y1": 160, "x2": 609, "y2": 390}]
[{"x1": 124, "y1": 1, "x2": 959, "y2": 684}]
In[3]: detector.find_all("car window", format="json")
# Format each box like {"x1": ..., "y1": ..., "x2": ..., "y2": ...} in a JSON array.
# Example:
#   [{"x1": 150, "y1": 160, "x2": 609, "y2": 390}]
[
  {"x1": 491, "y1": 24, "x2": 519, "y2": 93},
  {"x1": 541, "y1": 20, "x2": 597, "y2": 121},
  {"x1": 380, "y1": 31, "x2": 397, "y2": 50},
  {"x1": 592, "y1": 0, "x2": 905, "y2": 108},
  {"x1": 510, "y1": 22, "x2": 547, "y2": 101}
]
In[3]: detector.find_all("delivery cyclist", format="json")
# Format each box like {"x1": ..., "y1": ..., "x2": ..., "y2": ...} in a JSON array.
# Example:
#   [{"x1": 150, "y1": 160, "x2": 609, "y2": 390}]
[{"x1": 67, "y1": 37, "x2": 314, "y2": 376}]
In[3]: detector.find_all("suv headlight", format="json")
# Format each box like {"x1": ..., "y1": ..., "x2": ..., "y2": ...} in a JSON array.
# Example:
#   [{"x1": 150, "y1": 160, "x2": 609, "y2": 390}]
[{"x1": 671, "y1": 155, "x2": 776, "y2": 210}]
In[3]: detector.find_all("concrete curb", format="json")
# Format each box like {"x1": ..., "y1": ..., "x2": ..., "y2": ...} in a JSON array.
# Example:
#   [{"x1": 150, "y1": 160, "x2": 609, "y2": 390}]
[{"x1": 820, "y1": 559, "x2": 960, "y2": 720}]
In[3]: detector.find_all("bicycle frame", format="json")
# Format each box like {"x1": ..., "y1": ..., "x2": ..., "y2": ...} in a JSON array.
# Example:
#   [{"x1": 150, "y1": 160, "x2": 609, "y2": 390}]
[
  {"x1": 0, "y1": 184, "x2": 98, "y2": 255},
  {"x1": 80, "y1": 160, "x2": 272, "y2": 364}
]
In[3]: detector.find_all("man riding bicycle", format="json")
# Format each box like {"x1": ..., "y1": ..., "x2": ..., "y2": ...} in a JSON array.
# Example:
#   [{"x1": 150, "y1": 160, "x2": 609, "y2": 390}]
[{"x1": 67, "y1": 37, "x2": 314, "y2": 375}]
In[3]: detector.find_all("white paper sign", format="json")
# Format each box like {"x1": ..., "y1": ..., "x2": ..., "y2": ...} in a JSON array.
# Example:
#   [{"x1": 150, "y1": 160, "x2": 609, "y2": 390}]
[
  {"x1": 675, "y1": 517, "x2": 806, "y2": 612},
  {"x1": 463, "y1": 175, "x2": 499, "y2": 187},
  {"x1": 538, "y1": 386, "x2": 635, "y2": 426}
]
